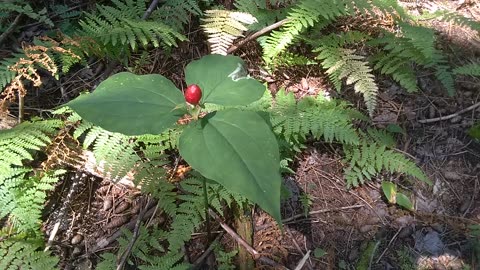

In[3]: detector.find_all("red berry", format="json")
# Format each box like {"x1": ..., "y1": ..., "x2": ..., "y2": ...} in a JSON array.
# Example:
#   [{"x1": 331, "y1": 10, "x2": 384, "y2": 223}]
[{"x1": 184, "y1": 84, "x2": 202, "y2": 105}]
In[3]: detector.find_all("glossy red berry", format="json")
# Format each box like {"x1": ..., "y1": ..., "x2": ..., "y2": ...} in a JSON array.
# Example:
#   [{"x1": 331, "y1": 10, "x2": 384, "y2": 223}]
[{"x1": 184, "y1": 84, "x2": 202, "y2": 105}]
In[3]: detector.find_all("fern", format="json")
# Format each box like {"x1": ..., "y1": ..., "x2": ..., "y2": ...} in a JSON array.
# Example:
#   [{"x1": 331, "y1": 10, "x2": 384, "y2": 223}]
[
  {"x1": 0, "y1": 53, "x2": 24, "y2": 90},
  {"x1": 313, "y1": 32, "x2": 378, "y2": 115},
  {"x1": 0, "y1": 120, "x2": 62, "y2": 253},
  {"x1": 202, "y1": 10, "x2": 257, "y2": 55},
  {"x1": 0, "y1": 119, "x2": 62, "y2": 168},
  {"x1": 96, "y1": 226, "x2": 189, "y2": 270},
  {"x1": 369, "y1": 23, "x2": 454, "y2": 95},
  {"x1": 0, "y1": 2, "x2": 53, "y2": 27},
  {"x1": 97, "y1": 175, "x2": 246, "y2": 269},
  {"x1": 0, "y1": 167, "x2": 66, "y2": 235},
  {"x1": 234, "y1": 0, "x2": 288, "y2": 31},
  {"x1": 167, "y1": 177, "x2": 206, "y2": 252},
  {"x1": 453, "y1": 62, "x2": 480, "y2": 76},
  {"x1": 262, "y1": 0, "x2": 348, "y2": 64},
  {"x1": 0, "y1": 237, "x2": 58, "y2": 270},
  {"x1": 213, "y1": 242, "x2": 238, "y2": 270},
  {"x1": 416, "y1": 10, "x2": 480, "y2": 34},
  {"x1": 343, "y1": 129, "x2": 430, "y2": 188},
  {"x1": 270, "y1": 89, "x2": 360, "y2": 145},
  {"x1": 78, "y1": 0, "x2": 186, "y2": 57},
  {"x1": 153, "y1": 0, "x2": 202, "y2": 32}
]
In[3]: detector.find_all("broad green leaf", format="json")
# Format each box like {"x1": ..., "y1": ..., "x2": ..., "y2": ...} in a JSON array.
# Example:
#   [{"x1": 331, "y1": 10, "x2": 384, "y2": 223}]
[
  {"x1": 66, "y1": 72, "x2": 186, "y2": 135},
  {"x1": 396, "y1": 193, "x2": 414, "y2": 210},
  {"x1": 179, "y1": 109, "x2": 282, "y2": 224},
  {"x1": 381, "y1": 181, "x2": 396, "y2": 204},
  {"x1": 185, "y1": 55, "x2": 265, "y2": 106}
]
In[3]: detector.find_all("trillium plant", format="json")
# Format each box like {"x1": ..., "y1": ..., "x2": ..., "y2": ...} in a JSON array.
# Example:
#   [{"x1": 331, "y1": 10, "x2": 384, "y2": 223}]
[{"x1": 66, "y1": 55, "x2": 283, "y2": 224}]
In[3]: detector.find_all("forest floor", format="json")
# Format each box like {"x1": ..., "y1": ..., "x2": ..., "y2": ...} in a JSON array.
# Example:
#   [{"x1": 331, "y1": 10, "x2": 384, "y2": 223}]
[{"x1": 2, "y1": 0, "x2": 480, "y2": 269}]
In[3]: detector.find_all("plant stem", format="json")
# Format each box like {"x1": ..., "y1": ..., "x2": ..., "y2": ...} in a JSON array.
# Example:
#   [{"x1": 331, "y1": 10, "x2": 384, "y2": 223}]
[
  {"x1": 18, "y1": 91, "x2": 24, "y2": 123},
  {"x1": 202, "y1": 177, "x2": 211, "y2": 242},
  {"x1": 234, "y1": 204, "x2": 254, "y2": 270}
]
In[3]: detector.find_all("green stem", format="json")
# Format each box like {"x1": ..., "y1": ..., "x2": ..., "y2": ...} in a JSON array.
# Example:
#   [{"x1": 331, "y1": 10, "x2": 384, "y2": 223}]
[{"x1": 202, "y1": 177, "x2": 211, "y2": 242}]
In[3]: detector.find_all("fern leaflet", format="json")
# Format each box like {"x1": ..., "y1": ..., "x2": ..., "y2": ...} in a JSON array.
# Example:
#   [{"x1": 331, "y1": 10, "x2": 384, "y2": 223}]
[{"x1": 202, "y1": 10, "x2": 257, "y2": 55}]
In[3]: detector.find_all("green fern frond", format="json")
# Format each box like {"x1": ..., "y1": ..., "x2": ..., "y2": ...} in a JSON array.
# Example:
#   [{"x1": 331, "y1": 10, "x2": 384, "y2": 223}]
[
  {"x1": 202, "y1": 10, "x2": 257, "y2": 55},
  {"x1": 0, "y1": 168, "x2": 65, "y2": 234},
  {"x1": 343, "y1": 129, "x2": 430, "y2": 188},
  {"x1": 78, "y1": 0, "x2": 185, "y2": 55},
  {"x1": 270, "y1": 89, "x2": 361, "y2": 145},
  {"x1": 453, "y1": 62, "x2": 480, "y2": 76},
  {"x1": 0, "y1": 2, "x2": 53, "y2": 27},
  {"x1": 139, "y1": 252, "x2": 189, "y2": 270},
  {"x1": 365, "y1": 128, "x2": 397, "y2": 148},
  {"x1": 369, "y1": 23, "x2": 454, "y2": 95},
  {"x1": 417, "y1": 10, "x2": 480, "y2": 33},
  {"x1": 167, "y1": 177, "x2": 205, "y2": 252},
  {"x1": 0, "y1": 53, "x2": 27, "y2": 90},
  {"x1": 262, "y1": 0, "x2": 343, "y2": 64},
  {"x1": 97, "y1": 225, "x2": 189, "y2": 270},
  {"x1": 154, "y1": 0, "x2": 202, "y2": 32},
  {"x1": 0, "y1": 119, "x2": 62, "y2": 167},
  {"x1": 213, "y1": 242, "x2": 238, "y2": 270},
  {"x1": 314, "y1": 46, "x2": 378, "y2": 115},
  {"x1": 0, "y1": 237, "x2": 58, "y2": 270}
]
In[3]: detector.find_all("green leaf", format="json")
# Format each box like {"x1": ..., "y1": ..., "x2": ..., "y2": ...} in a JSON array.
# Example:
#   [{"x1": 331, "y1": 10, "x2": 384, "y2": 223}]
[
  {"x1": 179, "y1": 109, "x2": 282, "y2": 224},
  {"x1": 66, "y1": 72, "x2": 187, "y2": 135},
  {"x1": 313, "y1": 248, "x2": 327, "y2": 258},
  {"x1": 185, "y1": 55, "x2": 265, "y2": 106},
  {"x1": 386, "y1": 124, "x2": 405, "y2": 135},
  {"x1": 468, "y1": 122, "x2": 480, "y2": 140},
  {"x1": 396, "y1": 193, "x2": 414, "y2": 210},
  {"x1": 381, "y1": 181, "x2": 397, "y2": 203}
]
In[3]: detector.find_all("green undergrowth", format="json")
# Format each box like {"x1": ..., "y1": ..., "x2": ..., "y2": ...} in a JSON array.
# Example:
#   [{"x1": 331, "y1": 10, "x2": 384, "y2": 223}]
[{"x1": 2, "y1": 0, "x2": 478, "y2": 268}]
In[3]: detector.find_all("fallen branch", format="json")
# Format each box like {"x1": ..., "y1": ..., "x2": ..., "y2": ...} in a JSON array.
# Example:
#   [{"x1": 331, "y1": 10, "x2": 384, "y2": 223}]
[
  {"x1": 142, "y1": 0, "x2": 161, "y2": 20},
  {"x1": 283, "y1": 204, "x2": 364, "y2": 224},
  {"x1": 116, "y1": 198, "x2": 150, "y2": 270},
  {"x1": 256, "y1": 204, "x2": 365, "y2": 231},
  {"x1": 418, "y1": 101, "x2": 480, "y2": 124},
  {"x1": 192, "y1": 233, "x2": 224, "y2": 269},
  {"x1": 0, "y1": 14, "x2": 22, "y2": 47},
  {"x1": 92, "y1": 200, "x2": 157, "y2": 253},
  {"x1": 227, "y1": 19, "x2": 289, "y2": 54}
]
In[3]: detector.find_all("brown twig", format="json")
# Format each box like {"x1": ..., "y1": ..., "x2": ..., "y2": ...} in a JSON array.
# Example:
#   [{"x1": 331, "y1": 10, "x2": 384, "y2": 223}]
[
  {"x1": 116, "y1": 198, "x2": 151, "y2": 270},
  {"x1": 142, "y1": 0, "x2": 161, "y2": 20},
  {"x1": 191, "y1": 233, "x2": 224, "y2": 269},
  {"x1": 294, "y1": 250, "x2": 311, "y2": 270},
  {"x1": 0, "y1": 14, "x2": 22, "y2": 47},
  {"x1": 375, "y1": 227, "x2": 401, "y2": 264},
  {"x1": 418, "y1": 101, "x2": 480, "y2": 123},
  {"x1": 92, "y1": 200, "x2": 157, "y2": 253},
  {"x1": 283, "y1": 204, "x2": 364, "y2": 224},
  {"x1": 227, "y1": 19, "x2": 289, "y2": 54},
  {"x1": 208, "y1": 209, "x2": 290, "y2": 270}
]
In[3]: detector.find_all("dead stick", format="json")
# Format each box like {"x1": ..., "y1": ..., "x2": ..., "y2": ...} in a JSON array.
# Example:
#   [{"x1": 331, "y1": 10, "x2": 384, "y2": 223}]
[
  {"x1": 283, "y1": 204, "x2": 364, "y2": 223},
  {"x1": 116, "y1": 198, "x2": 150, "y2": 270},
  {"x1": 418, "y1": 101, "x2": 480, "y2": 123},
  {"x1": 256, "y1": 204, "x2": 365, "y2": 231},
  {"x1": 0, "y1": 14, "x2": 22, "y2": 47},
  {"x1": 227, "y1": 19, "x2": 289, "y2": 54},
  {"x1": 208, "y1": 209, "x2": 290, "y2": 270},
  {"x1": 142, "y1": 0, "x2": 161, "y2": 20},
  {"x1": 92, "y1": 200, "x2": 157, "y2": 253},
  {"x1": 191, "y1": 233, "x2": 224, "y2": 269}
]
